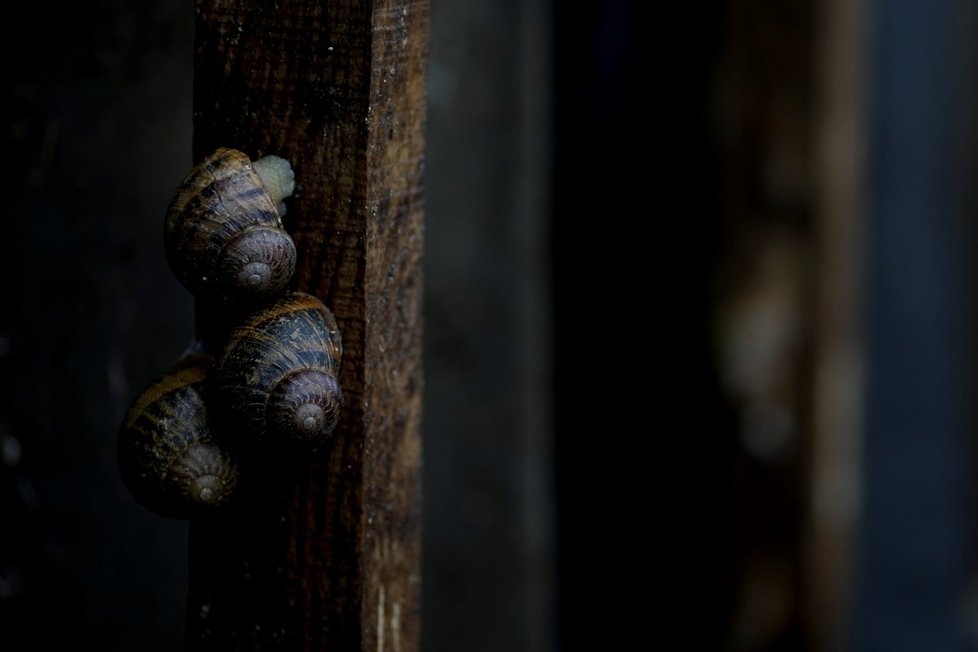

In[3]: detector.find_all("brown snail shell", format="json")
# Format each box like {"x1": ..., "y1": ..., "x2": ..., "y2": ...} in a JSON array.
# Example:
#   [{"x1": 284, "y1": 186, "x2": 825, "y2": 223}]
[
  {"x1": 214, "y1": 292, "x2": 343, "y2": 451},
  {"x1": 118, "y1": 354, "x2": 238, "y2": 518},
  {"x1": 165, "y1": 148, "x2": 297, "y2": 304}
]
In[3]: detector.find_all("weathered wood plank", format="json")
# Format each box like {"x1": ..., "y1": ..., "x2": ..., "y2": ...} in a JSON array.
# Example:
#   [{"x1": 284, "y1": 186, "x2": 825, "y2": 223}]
[
  {"x1": 808, "y1": 0, "x2": 867, "y2": 647},
  {"x1": 186, "y1": 0, "x2": 427, "y2": 648}
]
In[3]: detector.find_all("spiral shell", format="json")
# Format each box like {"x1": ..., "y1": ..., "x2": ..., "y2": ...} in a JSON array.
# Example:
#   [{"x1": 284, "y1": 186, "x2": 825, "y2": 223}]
[
  {"x1": 165, "y1": 148, "x2": 297, "y2": 304},
  {"x1": 118, "y1": 354, "x2": 238, "y2": 518},
  {"x1": 214, "y1": 292, "x2": 343, "y2": 451}
]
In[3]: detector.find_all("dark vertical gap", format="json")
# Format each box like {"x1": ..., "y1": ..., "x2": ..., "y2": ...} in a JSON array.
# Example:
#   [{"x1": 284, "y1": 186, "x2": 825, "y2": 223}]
[{"x1": 551, "y1": 2, "x2": 732, "y2": 648}]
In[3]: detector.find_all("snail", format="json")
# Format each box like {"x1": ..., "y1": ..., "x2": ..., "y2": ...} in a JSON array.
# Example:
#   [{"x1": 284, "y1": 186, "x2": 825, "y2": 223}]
[
  {"x1": 118, "y1": 354, "x2": 239, "y2": 518},
  {"x1": 164, "y1": 147, "x2": 298, "y2": 304},
  {"x1": 213, "y1": 291, "x2": 343, "y2": 451}
]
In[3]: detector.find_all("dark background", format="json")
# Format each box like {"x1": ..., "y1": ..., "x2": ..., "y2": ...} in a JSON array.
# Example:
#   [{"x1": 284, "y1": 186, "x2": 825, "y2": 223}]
[{"x1": 3, "y1": 0, "x2": 978, "y2": 651}]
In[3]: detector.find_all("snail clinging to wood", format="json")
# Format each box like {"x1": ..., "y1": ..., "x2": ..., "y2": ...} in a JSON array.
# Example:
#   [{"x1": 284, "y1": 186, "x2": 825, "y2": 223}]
[
  {"x1": 214, "y1": 291, "x2": 343, "y2": 452},
  {"x1": 164, "y1": 148, "x2": 298, "y2": 305},
  {"x1": 120, "y1": 149, "x2": 344, "y2": 520},
  {"x1": 118, "y1": 354, "x2": 239, "y2": 519}
]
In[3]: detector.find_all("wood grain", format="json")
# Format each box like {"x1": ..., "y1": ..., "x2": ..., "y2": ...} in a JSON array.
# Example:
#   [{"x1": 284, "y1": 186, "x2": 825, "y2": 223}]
[{"x1": 186, "y1": 0, "x2": 426, "y2": 649}]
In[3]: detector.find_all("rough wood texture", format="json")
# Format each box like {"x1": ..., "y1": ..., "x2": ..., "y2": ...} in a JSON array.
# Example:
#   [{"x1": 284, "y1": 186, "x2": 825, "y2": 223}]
[{"x1": 186, "y1": 0, "x2": 426, "y2": 649}]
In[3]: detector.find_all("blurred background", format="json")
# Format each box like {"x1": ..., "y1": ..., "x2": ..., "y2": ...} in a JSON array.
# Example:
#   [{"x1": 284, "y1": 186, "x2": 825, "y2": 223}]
[{"x1": 2, "y1": 0, "x2": 978, "y2": 650}]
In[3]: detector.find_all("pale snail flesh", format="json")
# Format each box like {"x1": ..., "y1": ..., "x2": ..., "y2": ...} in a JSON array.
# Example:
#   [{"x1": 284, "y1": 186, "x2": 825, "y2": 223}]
[
  {"x1": 214, "y1": 291, "x2": 343, "y2": 451},
  {"x1": 118, "y1": 354, "x2": 239, "y2": 518},
  {"x1": 165, "y1": 148, "x2": 297, "y2": 304}
]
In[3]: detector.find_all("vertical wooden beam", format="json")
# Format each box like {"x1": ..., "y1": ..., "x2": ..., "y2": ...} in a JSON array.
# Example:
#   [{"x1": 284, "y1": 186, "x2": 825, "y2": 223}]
[
  {"x1": 186, "y1": 0, "x2": 427, "y2": 649},
  {"x1": 809, "y1": 0, "x2": 867, "y2": 647}
]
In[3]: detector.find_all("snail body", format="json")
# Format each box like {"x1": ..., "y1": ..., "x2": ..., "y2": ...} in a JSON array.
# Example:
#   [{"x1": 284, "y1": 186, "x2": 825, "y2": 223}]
[
  {"x1": 165, "y1": 148, "x2": 297, "y2": 304},
  {"x1": 214, "y1": 292, "x2": 343, "y2": 451},
  {"x1": 118, "y1": 354, "x2": 238, "y2": 518}
]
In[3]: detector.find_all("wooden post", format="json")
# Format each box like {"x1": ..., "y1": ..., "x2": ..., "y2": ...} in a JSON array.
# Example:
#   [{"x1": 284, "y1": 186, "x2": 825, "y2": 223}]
[
  {"x1": 186, "y1": 1, "x2": 427, "y2": 649},
  {"x1": 809, "y1": 0, "x2": 866, "y2": 646}
]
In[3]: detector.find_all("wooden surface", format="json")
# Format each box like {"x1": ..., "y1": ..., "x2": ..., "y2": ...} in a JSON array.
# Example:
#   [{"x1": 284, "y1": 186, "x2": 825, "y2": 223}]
[
  {"x1": 186, "y1": 0, "x2": 427, "y2": 649},
  {"x1": 809, "y1": 0, "x2": 866, "y2": 647}
]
